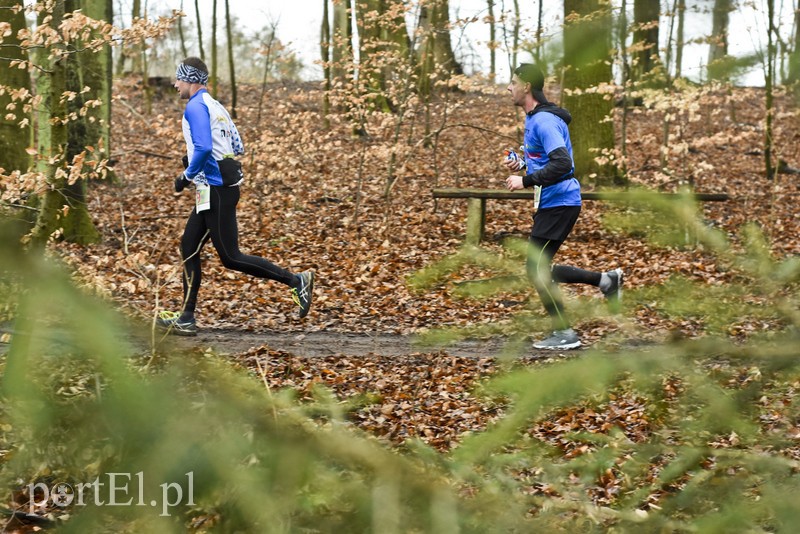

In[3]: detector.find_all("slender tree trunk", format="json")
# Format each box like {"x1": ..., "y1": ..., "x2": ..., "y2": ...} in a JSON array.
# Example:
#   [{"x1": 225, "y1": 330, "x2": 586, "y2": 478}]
[
  {"x1": 178, "y1": 0, "x2": 188, "y2": 58},
  {"x1": 765, "y1": 0, "x2": 775, "y2": 179},
  {"x1": 618, "y1": 0, "x2": 629, "y2": 176},
  {"x1": 417, "y1": 2, "x2": 435, "y2": 101},
  {"x1": 131, "y1": 0, "x2": 142, "y2": 73},
  {"x1": 562, "y1": 0, "x2": 617, "y2": 184},
  {"x1": 675, "y1": 0, "x2": 685, "y2": 78},
  {"x1": 0, "y1": 0, "x2": 32, "y2": 177},
  {"x1": 225, "y1": 0, "x2": 236, "y2": 117},
  {"x1": 114, "y1": 0, "x2": 126, "y2": 74},
  {"x1": 664, "y1": 0, "x2": 676, "y2": 78},
  {"x1": 511, "y1": 0, "x2": 520, "y2": 70},
  {"x1": 131, "y1": 0, "x2": 152, "y2": 114},
  {"x1": 786, "y1": 0, "x2": 799, "y2": 84},
  {"x1": 535, "y1": 0, "x2": 543, "y2": 64},
  {"x1": 487, "y1": 0, "x2": 496, "y2": 79},
  {"x1": 321, "y1": 0, "x2": 331, "y2": 127},
  {"x1": 255, "y1": 21, "x2": 278, "y2": 133},
  {"x1": 194, "y1": 0, "x2": 205, "y2": 61},
  {"x1": 211, "y1": 0, "x2": 218, "y2": 96},
  {"x1": 83, "y1": 0, "x2": 113, "y2": 162}
]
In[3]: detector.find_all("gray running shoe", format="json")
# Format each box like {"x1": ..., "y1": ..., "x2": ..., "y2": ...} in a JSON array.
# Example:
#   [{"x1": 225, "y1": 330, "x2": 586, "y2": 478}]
[
  {"x1": 601, "y1": 268, "x2": 624, "y2": 308},
  {"x1": 533, "y1": 328, "x2": 582, "y2": 350},
  {"x1": 291, "y1": 271, "x2": 315, "y2": 319},
  {"x1": 156, "y1": 311, "x2": 198, "y2": 336}
]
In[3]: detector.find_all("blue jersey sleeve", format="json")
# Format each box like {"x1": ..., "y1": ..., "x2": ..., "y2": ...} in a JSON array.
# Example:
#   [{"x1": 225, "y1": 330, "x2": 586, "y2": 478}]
[{"x1": 184, "y1": 99, "x2": 213, "y2": 178}]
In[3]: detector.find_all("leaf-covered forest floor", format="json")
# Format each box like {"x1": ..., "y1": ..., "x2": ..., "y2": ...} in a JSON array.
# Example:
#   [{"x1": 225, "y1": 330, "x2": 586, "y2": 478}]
[{"x1": 55, "y1": 78, "x2": 799, "y2": 453}]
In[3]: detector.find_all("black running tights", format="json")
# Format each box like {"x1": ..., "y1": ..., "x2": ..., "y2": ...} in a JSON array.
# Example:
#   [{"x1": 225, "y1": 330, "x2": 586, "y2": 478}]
[
  {"x1": 526, "y1": 236, "x2": 602, "y2": 330},
  {"x1": 179, "y1": 185, "x2": 295, "y2": 316}
]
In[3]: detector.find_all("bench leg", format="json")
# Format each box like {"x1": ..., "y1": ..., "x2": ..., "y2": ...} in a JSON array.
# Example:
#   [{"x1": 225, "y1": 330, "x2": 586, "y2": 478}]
[{"x1": 465, "y1": 198, "x2": 486, "y2": 245}]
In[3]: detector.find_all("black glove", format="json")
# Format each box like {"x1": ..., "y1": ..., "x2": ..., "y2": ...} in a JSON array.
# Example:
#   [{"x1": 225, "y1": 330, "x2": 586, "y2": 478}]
[
  {"x1": 175, "y1": 173, "x2": 190, "y2": 193},
  {"x1": 181, "y1": 155, "x2": 189, "y2": 169}
]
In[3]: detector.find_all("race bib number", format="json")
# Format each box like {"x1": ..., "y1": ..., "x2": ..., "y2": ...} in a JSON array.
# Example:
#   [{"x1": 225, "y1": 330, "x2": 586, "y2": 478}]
[{"x1": 196, "y1": 183, "x2": 210, "y2": 212}]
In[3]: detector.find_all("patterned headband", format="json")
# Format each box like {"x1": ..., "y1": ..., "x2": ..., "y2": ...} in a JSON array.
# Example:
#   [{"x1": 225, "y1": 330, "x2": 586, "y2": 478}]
[{"x1": 175, "y1": 63, "x2": 209, "y2": 85}]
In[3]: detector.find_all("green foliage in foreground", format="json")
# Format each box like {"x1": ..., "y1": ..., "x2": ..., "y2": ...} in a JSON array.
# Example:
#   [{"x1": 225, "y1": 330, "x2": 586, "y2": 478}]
[{"x1": 0, "y1": 187, "x2": 799, "y2": 532}]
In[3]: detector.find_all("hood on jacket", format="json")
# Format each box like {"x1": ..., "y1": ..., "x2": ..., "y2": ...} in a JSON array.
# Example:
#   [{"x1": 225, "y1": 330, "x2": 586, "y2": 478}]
[{"x1": 528, "y1": 103, "x2": 572, "y2": 125}]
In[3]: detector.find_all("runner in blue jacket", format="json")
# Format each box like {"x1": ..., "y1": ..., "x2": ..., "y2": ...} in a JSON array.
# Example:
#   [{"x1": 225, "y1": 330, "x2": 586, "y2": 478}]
[
  {"x1": 504, "y1": 64, "x2": 623, "y2": 350},
  {"x1": 157, "y1": 57, "x2": 314, "y2": 336}
]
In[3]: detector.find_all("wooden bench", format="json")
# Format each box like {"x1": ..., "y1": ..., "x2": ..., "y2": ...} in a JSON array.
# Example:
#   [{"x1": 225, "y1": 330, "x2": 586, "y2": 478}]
[{"x1": 432, "y1": 187, "x2": 730, "y2": 244}]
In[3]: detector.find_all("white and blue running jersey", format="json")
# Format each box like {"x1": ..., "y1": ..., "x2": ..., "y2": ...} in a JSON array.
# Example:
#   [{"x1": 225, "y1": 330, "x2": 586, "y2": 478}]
[{"x1": 182, "y1": 88, "x2": 244, "y2": 186}]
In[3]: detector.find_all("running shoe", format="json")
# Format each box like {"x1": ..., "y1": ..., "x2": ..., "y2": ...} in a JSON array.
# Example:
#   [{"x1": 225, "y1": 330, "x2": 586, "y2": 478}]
[
  {"x1": 533, "y1": 328, "x2": 582, "y2": 350},
  {"x1": 601, "y1": 268, "x2": 624, "y2": 310},
  {"x1": 291, "y1": 271, "x2": 315, "y2": 319},
  {"x1": 155, "y1": 311, "x2": 197, "y2": 336}
]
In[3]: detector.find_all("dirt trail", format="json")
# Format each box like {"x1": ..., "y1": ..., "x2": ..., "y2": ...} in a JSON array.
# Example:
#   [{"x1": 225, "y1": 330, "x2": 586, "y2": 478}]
[{"x1": 164, "y1": 328, "x2": 519, "y2": 358}]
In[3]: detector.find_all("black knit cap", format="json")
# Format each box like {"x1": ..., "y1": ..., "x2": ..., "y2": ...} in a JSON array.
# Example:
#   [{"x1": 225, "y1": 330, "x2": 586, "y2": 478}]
[{"x1": 513, "y1": 63, "x2": 549, "y2": 104}]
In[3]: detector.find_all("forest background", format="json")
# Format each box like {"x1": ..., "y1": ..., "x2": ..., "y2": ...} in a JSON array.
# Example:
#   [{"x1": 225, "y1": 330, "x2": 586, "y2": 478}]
[{"x1": 0, "y1": 0, "x2": 799, "y2": 532}]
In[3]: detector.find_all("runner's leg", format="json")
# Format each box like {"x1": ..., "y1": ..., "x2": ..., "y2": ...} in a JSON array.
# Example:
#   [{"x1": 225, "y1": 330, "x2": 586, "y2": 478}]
[
  {"x1": 527, "y1": 237, "x2": 570, "y2": 330},
  {"x1": 180, "y1": 208, "x2": 211, "y2": 320},
  {"x1": 205, "y1": 186, "x2": 297, "y2": 286}
]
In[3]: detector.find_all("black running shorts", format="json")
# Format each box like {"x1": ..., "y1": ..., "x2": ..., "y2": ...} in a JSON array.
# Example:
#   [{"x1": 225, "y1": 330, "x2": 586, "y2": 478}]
[{"x1": 530, "y1": 205, "x2": 581, "y2": 241}]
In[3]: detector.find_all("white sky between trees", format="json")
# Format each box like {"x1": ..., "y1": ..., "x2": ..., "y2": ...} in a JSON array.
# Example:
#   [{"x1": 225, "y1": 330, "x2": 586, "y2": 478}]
[{"x1": 118, "y1": 0, "x2": 794, "y2": 86}]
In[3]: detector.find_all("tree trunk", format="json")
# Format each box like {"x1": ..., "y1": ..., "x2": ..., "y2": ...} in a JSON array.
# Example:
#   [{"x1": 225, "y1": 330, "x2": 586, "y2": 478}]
[
  {"x1": 664, "y1": 0, "x2": 675, "y2": 78},
  {"x1": 487, "y1": 0, "x2": 496, "y2": 79},
  {"x1": 417, "y1": 0, "x2": 462, "y2": 98},
  {"x1": 381, "y1": 0, "x2": 412, "y2": 83},
  {"x1": 355, "y1": 0, "x2": 390, "y2": 111},
  {"x1": 535, "y1": 0, "x2": 543, "y2": 65},
  {"x1": 378, "y1": 0, "x2": 412, "y2": 112},
  {"x1": 789, "y1": 1, "x2": 800, "y2": 101},
  {"x1": 331, "y1": 0, "x2": 353, "y2": 82},
  {"x1": 618, "y1": 0, "x2": 629, "y2": 176},
  {"x1": 354, "y1": 0, "x2": 410, "y2": 111},
  {"x1": 321, "y1": 0, "x2": 331, "y2": 126},
  {"x1": 417, "y1": 2, "x2": 435, "y2": 99},
  {"x1": 114, "y1": 0, "x2": 125, "y2": 74},
  {"x1": 0, "y1": 0, "x2": 32, "y2": 177},
  {"x1": 31, "y1": 2, "x2": 70, "y2": 245},
  {"x1": 675, "y1": 0, "x2": 685, "y2": 78},
  {"x1": 81, "y1": 0, "x2": 113, "y2": 162},
  {"x1": 178, "y1": 0, "x2": 188, "y2": 58},
  {"x1": 225, "y1": 0, "x2": 236, "y2": 118},
  {"x1": 211, "y1": 0, "x2": 218, "y2": 96},
  {"x1": 707, "y1": 0, "x2": 731, "y2": 81},
  {"x1": 431, "y1": 0, "x2": 461, "y2": 76},
  {"x1": 194, "y1": 0, "x2": 205, "y2": 61},
  {"x1": 765, "y1": 0, "x2": 775, "y2": 179},
  {"x1": 562, "y1": 0, "x2": 617, "y2": 184},
  {"x1": 131, "y1": 0, "x2": 142, "y2": 73},
  {"x1": 60, "y1": 0, "x2": 104, "y2": 244},
  {"x1": 631, "y1": 0, "x2": 661, "y2": 84},
  {"x1": 511, "y1": 0, "x2": 520, "y2": 71}
]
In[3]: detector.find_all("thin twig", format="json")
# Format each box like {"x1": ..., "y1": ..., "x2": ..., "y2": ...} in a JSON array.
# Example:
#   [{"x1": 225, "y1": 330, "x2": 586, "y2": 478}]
[
  {"x1": 256, "y1": 357, "x2": 279, "y2": 422},
  {"x1": 119, "y1": 205, "x2": 129, "y2": 255},
  {"x1": 0, "y1": 201, "x2": 39, "y2": 212},
  {"x1": 115, "y1": 96, "x2": 148, "y2": 122}
]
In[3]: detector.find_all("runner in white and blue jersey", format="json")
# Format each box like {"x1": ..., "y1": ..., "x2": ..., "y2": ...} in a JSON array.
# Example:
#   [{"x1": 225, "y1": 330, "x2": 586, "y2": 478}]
[
  {"x1": 156, "y1": 57, "x2": 314, "y2": 336},
  {"x1": 504, "y1": 64, "x2": 624, "y2": 350}
]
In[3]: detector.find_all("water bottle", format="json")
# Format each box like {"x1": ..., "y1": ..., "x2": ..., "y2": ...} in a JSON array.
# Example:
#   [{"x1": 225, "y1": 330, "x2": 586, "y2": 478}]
[{"x1": 504, "y1": 148, "x2": 526, "y2": 172}]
